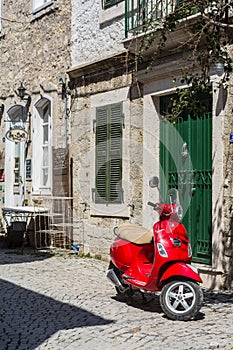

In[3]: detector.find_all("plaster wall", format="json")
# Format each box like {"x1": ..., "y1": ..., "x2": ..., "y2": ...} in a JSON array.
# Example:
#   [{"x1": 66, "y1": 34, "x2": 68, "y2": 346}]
[{"x1": 71, "y1": 0, "x2": 125, "y2": 66}]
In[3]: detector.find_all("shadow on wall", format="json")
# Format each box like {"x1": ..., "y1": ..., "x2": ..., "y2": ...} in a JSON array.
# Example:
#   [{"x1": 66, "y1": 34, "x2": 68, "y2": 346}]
[
  {"x1": 223, "y1": 215, "x2": 233, "y2": 289},
  {"x1": 0, "y1": 279, "x2": 113, "y2": 349},
  {"x1": 215, "y1": 86, "x2": 228, "y2": 117}
]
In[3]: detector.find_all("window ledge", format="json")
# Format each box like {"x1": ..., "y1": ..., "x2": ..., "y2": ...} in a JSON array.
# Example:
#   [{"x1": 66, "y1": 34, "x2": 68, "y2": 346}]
[
  {"x1": 195, "y1": 263, "x2": 223, "y2": 276},
  {"x1": 32, "y1": 189, "x2": 52, "y2": 196},
  {"x1": 99, "y1": 0, "x2": 124, "y2": 25},
  {"x1": 90, "y1": 203, "x2": 130, "y2": 218},
  {"x1": 31, "y1": 1, "x2": 58, "y2": 21}
]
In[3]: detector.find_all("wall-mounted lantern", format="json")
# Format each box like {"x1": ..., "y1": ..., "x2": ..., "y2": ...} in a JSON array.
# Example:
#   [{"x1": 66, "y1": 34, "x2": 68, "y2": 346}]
[
  {"x1": 5, "y1": 83, "x2": 31, "y2": 142},
  {"x1": 18, "y1": 83, "x2": 27, "y2": 100},
  {"x1": 59, "y1": 74, "x2": 67, "y2": 100}
]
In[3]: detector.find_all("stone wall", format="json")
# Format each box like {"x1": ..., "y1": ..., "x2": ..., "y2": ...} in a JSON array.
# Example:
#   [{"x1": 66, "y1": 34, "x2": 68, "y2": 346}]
[
  {"x1": 0, "y1": 0, "x2": 71, "y2": 208},
  {"x1": 68, "y1": 60, "x2": 144, "y2": 258},
  {"x1": 1, "y1": 1, "x2": 71, "y2": 101}
]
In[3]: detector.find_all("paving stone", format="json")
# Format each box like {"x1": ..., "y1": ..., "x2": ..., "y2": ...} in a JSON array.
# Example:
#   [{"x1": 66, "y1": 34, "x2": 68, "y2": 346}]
[{"x1": 0, "y1": 249, "x2": 233, "y2": 350}]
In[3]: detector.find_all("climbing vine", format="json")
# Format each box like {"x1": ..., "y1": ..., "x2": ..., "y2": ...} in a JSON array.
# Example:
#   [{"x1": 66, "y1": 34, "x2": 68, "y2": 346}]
[{"x1": 133, "y1": 0, "x2": 233, "y2": 118}]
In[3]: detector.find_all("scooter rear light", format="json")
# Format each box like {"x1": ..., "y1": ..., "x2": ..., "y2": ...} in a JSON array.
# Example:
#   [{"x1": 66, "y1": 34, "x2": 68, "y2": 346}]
[
  {"x1": 188, "y1": 243, "x2": 192, "y2": 257},
  {"x1": 157, "y1": 243, "x2": 168, "y2": 257}
]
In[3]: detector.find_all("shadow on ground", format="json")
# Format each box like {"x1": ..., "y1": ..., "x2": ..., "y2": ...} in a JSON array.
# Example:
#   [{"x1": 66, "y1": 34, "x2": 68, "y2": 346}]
[
  {"x1": 0, "y1": 279, "x2": 113, "y2": 350},
  {"x1": 112, "y1": 292, "x2": 162, "y2": 313},
  {"x1": 203, "y1": 289, "x2": 233, "y2": 305},
  {"x1": 0, "y1": 248, "x2": 57, "y2": 265},
  {"x1": 112, "y1": 290, "x2": 206, "y2": 321}
]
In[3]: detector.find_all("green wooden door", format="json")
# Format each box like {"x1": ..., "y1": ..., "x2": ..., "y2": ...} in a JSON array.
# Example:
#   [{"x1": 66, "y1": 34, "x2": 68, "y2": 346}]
[{"x1": 160, "y1": 95, "x2": 212, "y2": 264}]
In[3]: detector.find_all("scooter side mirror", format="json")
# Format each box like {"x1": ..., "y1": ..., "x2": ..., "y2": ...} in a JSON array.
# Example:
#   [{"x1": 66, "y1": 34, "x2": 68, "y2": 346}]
[{"x1": 149, "y1": 176, "x2": 159, "y2": 188}]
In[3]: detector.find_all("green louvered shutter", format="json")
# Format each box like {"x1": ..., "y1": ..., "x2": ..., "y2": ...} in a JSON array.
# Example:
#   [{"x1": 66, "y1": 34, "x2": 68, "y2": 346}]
[
  {"x1": 95, "y1": 103, "x2": 123, "y2": 203},
  {"x1": 96, "y1": 106, "x2": 108, "y2": 202}
]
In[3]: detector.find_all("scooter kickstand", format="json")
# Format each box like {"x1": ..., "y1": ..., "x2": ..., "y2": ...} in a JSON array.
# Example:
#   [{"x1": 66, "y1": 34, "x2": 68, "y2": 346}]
[
  {"x1": 125, "y1": 289, "x2": 134, "y2": 305},
  {"x1": 139, "y1": 290, "x2": 148, "y2": 303}
]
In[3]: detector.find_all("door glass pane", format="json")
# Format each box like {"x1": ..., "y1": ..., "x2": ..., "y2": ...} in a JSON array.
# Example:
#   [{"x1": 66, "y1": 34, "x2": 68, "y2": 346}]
[
  {"x1": 43, "y1": 124, "x2": 48, "y2": 143},
  {"x1": 43, "y1": 146, "x2": 48, "y2": 166},
  {"x1": 42, "y1": 168, "x2": 48, "y2": 186},
  {"x1": 43, "y1": 104, "x2": 49, "y2": 123}
]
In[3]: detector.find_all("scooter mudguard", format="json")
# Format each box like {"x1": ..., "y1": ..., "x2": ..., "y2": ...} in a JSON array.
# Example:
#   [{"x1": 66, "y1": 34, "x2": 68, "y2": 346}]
[{"x1": 160, "y1": 262, "x2": 202, "y2": 285}]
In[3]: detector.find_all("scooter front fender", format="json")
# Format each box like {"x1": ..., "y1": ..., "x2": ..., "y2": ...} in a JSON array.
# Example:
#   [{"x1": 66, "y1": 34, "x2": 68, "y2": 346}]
[{"x1": 160, "y1": 262, "x2": 202, "y2": 285}]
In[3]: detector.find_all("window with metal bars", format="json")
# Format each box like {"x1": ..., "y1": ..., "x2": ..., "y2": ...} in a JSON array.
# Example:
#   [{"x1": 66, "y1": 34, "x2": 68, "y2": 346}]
[
  {"x1": 14, "y1": 143, "x2": 20, "y2": 185},
  {"x1": 95, "y1": 103, "x2": 123, "y2": 204},
  {"x1": 103, "y1": 0, "x2": 124, "y2": 9},
  {"x1": 125, "y1": 0, "x2": 199, "y2": 37}
]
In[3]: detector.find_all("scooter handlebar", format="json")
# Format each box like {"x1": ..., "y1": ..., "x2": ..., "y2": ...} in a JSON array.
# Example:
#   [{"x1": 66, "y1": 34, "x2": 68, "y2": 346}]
[{"x1": 147, "y1": 202, "x2": 161, "y2": 210}]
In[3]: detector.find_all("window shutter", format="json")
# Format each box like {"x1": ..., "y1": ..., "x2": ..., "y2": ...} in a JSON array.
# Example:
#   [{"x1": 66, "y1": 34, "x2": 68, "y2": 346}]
[
  {"x1": 109, "y1": 103, "x2": 122, "y2": 203},
  {"x1": 95, "y1": 103, "x2": 123, "y2": 204},
  {"x1": 95, "y1": 107, "x2": 108, "y2": 203}
]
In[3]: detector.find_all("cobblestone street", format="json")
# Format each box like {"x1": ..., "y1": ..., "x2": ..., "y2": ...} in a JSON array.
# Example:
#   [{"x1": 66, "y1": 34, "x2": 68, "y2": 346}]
[{"x1": 0, "y1": 249, "x2": 233, "y2": 350}]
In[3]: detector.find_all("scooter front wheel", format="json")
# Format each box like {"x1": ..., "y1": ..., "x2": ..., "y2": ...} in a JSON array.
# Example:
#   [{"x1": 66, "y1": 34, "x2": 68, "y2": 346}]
[{"x1": 160, "y1": 280, "x2": 203, "y2": 321}]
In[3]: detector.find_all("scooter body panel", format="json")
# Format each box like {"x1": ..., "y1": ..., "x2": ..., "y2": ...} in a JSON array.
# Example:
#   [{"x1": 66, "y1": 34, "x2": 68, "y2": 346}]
[
  {"x1": 107, "y1": 183, "x2": 203, "y2": 320},
  {"x1": 159, "y1": 262, "x2": 203, "y2": 284},
  {"x1": 110, "y1": 218, "x2": 198, "y2": 291},
  {"x1": 110, "y1": 237, "x2": 133, "y2": 271},
  {"x1": 110, "y1": 237, "x2": 154, "y2": 280},
  {"x1": 153, "y1": 220, "x2": 191, "y2": 262}
]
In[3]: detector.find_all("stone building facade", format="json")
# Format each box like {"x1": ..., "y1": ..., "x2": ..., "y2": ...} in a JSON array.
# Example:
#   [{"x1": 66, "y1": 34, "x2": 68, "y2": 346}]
[
  {"x1": 0, "y1": 0, "x2": 72, "y2": 211},
  {"x1": 68, "y1": 0, "x2": 233, "y2": 289},
  {"x1": 0, "y1": 0, "x2": 233, "y2": 290},
  {"x1": 68, "y1": 0, "x2": 147, "y2": 257}
]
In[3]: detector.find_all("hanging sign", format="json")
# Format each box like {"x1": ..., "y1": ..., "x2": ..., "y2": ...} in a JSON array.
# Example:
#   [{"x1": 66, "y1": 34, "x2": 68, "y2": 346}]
[{"x1": 5, "y1": 127, "x2": 28, "y2": 142}]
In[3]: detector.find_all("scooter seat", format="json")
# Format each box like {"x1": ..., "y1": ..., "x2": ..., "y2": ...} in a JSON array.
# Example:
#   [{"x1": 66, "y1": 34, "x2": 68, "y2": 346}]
[{"x1": 115, "y1": 224, "x2": 153, "y2": 245}]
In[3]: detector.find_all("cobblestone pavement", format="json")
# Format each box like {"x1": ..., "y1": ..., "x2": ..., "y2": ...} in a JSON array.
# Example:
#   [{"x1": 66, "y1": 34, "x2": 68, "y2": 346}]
[{"x1": 0, "y1": 249, "x2": 233, "y2": 350}]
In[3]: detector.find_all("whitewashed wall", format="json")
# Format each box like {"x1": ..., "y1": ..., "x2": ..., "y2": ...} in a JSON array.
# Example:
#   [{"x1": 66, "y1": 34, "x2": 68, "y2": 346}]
[{"x1": 71, "y1": 0, "x2": 125, "y2": 66}]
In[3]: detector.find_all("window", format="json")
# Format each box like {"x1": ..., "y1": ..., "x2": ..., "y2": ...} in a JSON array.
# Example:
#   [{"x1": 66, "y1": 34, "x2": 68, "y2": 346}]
[
  {"x1": 14, "y1": 143, "x2": 20, "y2": 185},
  {"x1": 103, "y1": 0, "x2": 123, "y2": 9},
  {"x1": 32, "y1": 0, "x2": 52, "y2": 13},
  {"x1": 33, "y1": 98, "x2": 52, "y2": 194},
  {"x1": 95, "y1": 103, "x2": 123, "y2": 204},
  {"x1": 42, "y1": 104, "x2": 49, "y2": 186},
  {"x1": 25, "y1": 159, "x2": 32, "y2": 181}
]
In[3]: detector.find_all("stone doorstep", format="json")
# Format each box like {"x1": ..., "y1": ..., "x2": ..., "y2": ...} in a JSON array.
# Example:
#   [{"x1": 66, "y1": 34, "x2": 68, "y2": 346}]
[{"x1": 195, "y1": 263, "x2": 224, "y2": 289}]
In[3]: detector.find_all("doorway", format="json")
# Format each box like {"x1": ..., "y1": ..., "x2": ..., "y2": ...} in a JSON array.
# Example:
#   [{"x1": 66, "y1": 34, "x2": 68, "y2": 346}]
[{"x1": 160, "y1": 94, "x2": 212, "y2": 264}]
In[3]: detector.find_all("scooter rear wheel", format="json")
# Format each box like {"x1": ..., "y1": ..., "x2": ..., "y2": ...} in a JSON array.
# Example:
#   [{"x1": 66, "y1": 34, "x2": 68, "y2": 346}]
[{"x1": 160, "y1": 280, "x2": 203, "y2": 321}]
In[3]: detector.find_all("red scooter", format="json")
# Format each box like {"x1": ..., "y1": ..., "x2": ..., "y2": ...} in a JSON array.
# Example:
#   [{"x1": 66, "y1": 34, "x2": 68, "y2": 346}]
[{"x1": 107, "y1": 176, "x2": 203, "y2": 321}]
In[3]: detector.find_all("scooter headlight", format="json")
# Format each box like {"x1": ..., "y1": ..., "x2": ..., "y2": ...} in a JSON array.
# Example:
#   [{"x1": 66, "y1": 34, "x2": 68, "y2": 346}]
[
  {"x1": 188, "y1": 243, "x2": 192, "y2": 257},
  {"x1": 157, "y1": 243, "x2": 168, "y2": 258},
  {"x1": 187, "y1": 264, "x2": 199, "y2": 274}
]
